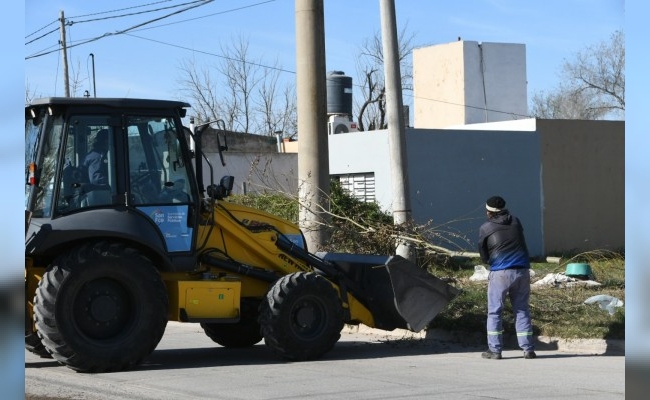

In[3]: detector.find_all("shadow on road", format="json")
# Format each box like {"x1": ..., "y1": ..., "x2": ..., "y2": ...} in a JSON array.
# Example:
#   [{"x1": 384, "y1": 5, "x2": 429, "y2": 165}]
[
  {"x1": 25, "y1": 337, "x2": 618, "y2": 373},
  {"x1": 137, "y1": 339, "x2": 477, "y2": 371}
]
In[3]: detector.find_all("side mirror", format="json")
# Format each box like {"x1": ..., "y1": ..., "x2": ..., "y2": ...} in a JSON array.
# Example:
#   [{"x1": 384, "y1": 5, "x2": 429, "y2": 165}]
[
  {"x1": 214, "y1": 120, "x2": 228, "y2": 167},
  {"x1": 206, "y1": 175, "x2": 234, "y2": 200}
]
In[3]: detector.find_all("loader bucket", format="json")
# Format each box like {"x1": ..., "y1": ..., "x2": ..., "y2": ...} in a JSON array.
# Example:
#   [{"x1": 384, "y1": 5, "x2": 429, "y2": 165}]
[{"x1": 316, "y1": 253, "x2": 461, "y2": 332}]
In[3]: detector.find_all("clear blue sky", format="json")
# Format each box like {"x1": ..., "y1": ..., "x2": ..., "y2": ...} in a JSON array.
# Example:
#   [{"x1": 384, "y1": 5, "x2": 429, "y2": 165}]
[
  {"x1": 5, "y1": 1, "x2": 648, "y2": 396},
  {"x1": 25, "y1": 0, "x2": 623, "y2": 110}
]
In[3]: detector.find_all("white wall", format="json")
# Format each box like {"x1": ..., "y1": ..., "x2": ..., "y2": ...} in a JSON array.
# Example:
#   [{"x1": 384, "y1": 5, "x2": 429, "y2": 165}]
[
  {"x1": 204, "y1": 152, "x2": 298, "y2": 196},
  {"x1": 413, "y1": 41, "x2": 528, "y2": 128}
]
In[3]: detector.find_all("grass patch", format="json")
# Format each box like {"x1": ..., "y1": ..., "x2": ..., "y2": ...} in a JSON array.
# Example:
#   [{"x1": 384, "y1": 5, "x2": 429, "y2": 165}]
[
  {"x1": 428, "y1": 253, "x2": 625, "y2": 340},
  {"x1": 226, "y1": 191, "x2": 625, "y2": 341}
]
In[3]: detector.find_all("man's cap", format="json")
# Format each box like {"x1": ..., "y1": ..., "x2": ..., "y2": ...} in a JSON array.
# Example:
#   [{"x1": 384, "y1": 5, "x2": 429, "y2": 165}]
[
  {"x1": 96, "y1": 129, "x2": 109, "y2": 141},
  {"x1": 486, "y1": 196, "x2": 506, "y2": 212}
]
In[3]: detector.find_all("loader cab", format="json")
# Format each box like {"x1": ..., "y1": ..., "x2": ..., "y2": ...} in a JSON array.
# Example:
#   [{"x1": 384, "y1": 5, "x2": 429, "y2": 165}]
[{"x1": 25, "y1": 98, "x2": 199, "y2": 264}]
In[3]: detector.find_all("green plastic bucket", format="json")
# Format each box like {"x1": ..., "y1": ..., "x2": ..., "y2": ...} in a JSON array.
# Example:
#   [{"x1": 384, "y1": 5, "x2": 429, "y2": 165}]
[{"x1": 565, "y1": 263, "x2": 592, "y2": 279}]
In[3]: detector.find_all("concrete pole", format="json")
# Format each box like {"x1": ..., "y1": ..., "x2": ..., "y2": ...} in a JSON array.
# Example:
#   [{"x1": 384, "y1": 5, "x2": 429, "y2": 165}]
[
  {"x1": 59, "y1": 10, "x2": 70, "y2": 97},
  {"x1": 295, "y1": 0, "x2": 330, "y2": 251},
  {"x1": 379, "y1": 0, "x2": 414, "y2": 261}
]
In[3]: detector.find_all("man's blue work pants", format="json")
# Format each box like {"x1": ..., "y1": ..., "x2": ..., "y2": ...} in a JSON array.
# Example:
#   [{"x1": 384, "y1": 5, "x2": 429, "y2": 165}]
[{"x1": 486, "y1": 268, "x2": 535, "y2": 353}]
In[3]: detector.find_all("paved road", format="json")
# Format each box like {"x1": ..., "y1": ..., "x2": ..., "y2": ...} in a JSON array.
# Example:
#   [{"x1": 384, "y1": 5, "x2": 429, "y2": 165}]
[{"x1": 25, "y1": 322, "x2": 625, "y2": 400}]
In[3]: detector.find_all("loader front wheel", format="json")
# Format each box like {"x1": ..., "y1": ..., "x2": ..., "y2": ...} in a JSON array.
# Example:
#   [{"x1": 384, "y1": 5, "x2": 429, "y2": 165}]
[
  {"x1": 259, "y1": 272, "x2": 343, "y2": 361},
  {"x1": 33, "y1": 241, "x2": 168, "y2": 372},
  {"x1": 201, "y1": 299, "x2": 263, "y2": 347}
]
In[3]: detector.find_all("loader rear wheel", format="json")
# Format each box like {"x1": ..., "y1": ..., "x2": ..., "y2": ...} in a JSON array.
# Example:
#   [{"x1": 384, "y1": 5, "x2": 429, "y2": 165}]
[
  {"x1": 33, "y1": 241, "x2": 168, "y2": 372},
  {"x1": 201, "y1": 299, "x2": 263, "y2": 347},
  {"x1": 259, "y1": 272, "x2": 343, "y2": 361}
]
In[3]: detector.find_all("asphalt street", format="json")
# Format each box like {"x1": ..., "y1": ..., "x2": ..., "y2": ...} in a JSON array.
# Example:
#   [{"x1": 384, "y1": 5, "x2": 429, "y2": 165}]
[{"x1": 25, "y1": 322, "x2": 625, "y2": 400}]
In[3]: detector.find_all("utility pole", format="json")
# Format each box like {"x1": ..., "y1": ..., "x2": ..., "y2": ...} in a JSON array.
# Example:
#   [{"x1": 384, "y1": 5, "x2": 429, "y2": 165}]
[
  {"x1": 59, "y1": 10, "x2": 70, "y2": 97},
  {"x1": 295, "y1": 0, "x2": 330, "y2": 251},
  {"x1": 379, "y1": 0, "x2": 414, "y2": 261}
]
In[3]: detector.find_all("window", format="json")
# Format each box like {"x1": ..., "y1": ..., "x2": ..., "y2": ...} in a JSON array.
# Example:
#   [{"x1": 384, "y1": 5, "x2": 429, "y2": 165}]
[
  {"x1": 56, "y1": 116, "x2": 116, "y2": 213},
  {"x1": 26, "y1": 115, "x2": 64, "y2": 217},
  {"x1": 334, "y1": 172, "x2": 376, "y2": 203},
  {"x1": 127, "y1": 116, "x2": 193, "y2": 205}
]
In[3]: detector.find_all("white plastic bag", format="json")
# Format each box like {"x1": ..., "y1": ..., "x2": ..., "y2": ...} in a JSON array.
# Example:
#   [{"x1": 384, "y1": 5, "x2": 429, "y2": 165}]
[
  {"x1": 584, "y1": 294, "x2": 624, "y2": 315},
  {"x1": 469, "y1": 265, "x2": 489, "y2": 281}
]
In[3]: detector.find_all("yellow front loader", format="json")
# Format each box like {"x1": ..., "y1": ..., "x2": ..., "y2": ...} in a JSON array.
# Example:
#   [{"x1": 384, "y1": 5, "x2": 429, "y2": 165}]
[{"x1": 25, "y1": 97, "x2": 459, "y2": 372}]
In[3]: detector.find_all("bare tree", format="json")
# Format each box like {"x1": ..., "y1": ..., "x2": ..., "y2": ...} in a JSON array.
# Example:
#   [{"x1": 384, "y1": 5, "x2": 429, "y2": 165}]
[
  {"x1": 564, "y1": 30, "x2": 624, "y2": 117},
  {"x1": 68, "y1": 59, "x2": 87, "y2": 98},
  {"x1": 217, "y1": 35, "x2": 263, "y2": 134},
  {"x1": 254, "y1": 60, "x2": 298, "y2": 136},
  {"x1": 354, "y1": 24, "x2": 415, "y2": 131},
  {"x1": 176, "y1": 58, "x2": 221, "y2": 124},
  {"x1": 530, "y1": 85, "x2": 609, "y2": 119},
  {"x1": 25, "y1": 80, "x2": 40, "y2": 104},
  {"x1": 530, "y1": 30, "x2": 624, "y2": 120},
  {"x1": 176, "y1": 36, "x2": 296, "y2": 136}
]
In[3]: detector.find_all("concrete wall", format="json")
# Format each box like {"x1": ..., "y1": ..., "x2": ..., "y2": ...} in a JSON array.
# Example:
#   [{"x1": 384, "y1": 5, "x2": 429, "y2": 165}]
[
  {"x1": 202, "y1": 120, "x2": 624, "y2": 257},
  {"x1": 537, "y1": 119, "x2": 624, "y2": 254},
  {"x1": 328, "y1": 129, "x2": 544, "y2": 256},
  {"x1": 413, "y1": 42, "x2": 466, "y2": 129},
  {"x1": 201, "y1": 129, "x2": 298, "y2": 195},
  {"x1": 413, "y1": 41, "x2": 527, "y2": 129},
  {"x1": 406, "y1": 129, "x2": 542, "y2": 255},
  {"x1": 203, "y1": 152, "x2": 298, "y2": 196}
]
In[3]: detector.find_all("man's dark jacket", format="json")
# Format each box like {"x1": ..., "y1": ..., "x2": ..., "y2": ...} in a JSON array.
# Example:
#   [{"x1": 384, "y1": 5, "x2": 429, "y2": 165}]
[{"x1": 478, "y1": 211, "x2": 530, "y2": 271}]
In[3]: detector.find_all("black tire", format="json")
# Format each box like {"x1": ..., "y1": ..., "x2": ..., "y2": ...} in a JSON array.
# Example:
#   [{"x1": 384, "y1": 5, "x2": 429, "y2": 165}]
[
  {"x1": 201, "y1": 299, "x2": 263, "y2": 348},
  {"x1": 33, "y1": 241, "x2": 168, "y2": 372},
  {"x1": 259, "y1": 272, "x2": 343, "y2": 361},
  {"x1": 25, "y1": 331, "x2": 52, "y2": 358}
]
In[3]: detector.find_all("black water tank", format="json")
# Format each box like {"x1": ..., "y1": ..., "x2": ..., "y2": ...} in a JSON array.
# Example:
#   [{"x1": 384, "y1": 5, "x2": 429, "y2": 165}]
[{"x1": 326, "y1": 71, "x2": 353, "y2": 116}]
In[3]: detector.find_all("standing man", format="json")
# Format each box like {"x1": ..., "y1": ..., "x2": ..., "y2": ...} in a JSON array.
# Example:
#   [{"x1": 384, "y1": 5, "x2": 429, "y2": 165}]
[{"x1": 478, "y1": 195, "x2": 536, "y2": 360}]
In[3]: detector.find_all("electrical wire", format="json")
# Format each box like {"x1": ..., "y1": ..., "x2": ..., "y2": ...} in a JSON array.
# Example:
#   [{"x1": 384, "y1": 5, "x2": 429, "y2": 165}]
[
  {"x1": 25, "y1": 19, "x2": 59, "y2": 39},
  {"x1": 25, "y1": 1, "x2": 532, "y2": 119},
  {"x1": 24, "y1": 1, "x2": 181, "y2": 43},
  {"x1": 25, "y1": 27, "x2": 59, "y2": 45},
  {"x1": 401, "y1": 92, "x2": 531, "y2": 119},
  {"x1": 25, "y1": 0, "x2": 215, "y2": 59},
  {"x1": 69, "y1": 0, "x2": 208, "y2": 26},
  {"x1": 131, "y1": 0, "x2": 276, "y2": 31},
  {"x1": 125, "y1": 33, "x2": 296, "y2": 75},
  {"x1": 67, "y1": 0, "x2": 175, "y2": 19}
]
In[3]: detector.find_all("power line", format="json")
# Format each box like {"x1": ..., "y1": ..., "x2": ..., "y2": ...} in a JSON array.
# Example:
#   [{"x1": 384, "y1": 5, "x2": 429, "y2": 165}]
[
  {"x1": 24, "y1": 2, "x2": 532, "y2": 118},
  {"x1": 25, "y1": 0, "x2": 215, "y2": 60},
  {"x1": 125, "y1": 33, "x2": 296, "y2": 75},
  {"x1": 127, "y1": 29, "x2": 530, "y2": 118},
  {"x1": 402, "y1": 92, "x2": 531, "y2": 119},
  {"x1": 24, "y1": 1, "x2": 175, "y2": 41},
  {"x1": 24, "y1": 0, "x2": 279, "y2": 59},
  {"x1": 70, "y1": 0, "x2": 208, "y2": 25},
  {"x1": 25, "y1": 27, "x2": 59, "y2": 46},
  {"x1": 67, "y1": 0, "x2": 175, "y2": 19},
  {"x1": 25, "y1": 20, "x2": 58, "y2": 40},
  {"x1": 25, "y1": 1, "x2": 207, "y2": 48},
  {"x1": 132, "y1": 0, "x2": 277, "y2": 31}
]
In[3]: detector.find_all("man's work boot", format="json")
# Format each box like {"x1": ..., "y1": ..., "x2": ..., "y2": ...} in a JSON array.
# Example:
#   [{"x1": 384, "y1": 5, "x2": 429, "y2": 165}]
[
  {"x1": 481, "y1": 350, "x2": 502, "y2": 360},
  {"x1": 524, "y1": 351, "x2": 537, "y2": 359}
]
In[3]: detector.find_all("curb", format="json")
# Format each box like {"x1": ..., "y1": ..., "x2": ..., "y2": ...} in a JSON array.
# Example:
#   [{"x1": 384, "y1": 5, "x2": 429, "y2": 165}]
[{"x1": 342, "y1": 324, "x2": 625, "y2": 356}]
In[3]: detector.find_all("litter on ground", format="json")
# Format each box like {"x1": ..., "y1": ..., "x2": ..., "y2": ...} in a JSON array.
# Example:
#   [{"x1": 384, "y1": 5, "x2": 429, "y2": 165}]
[
  {"x1": 532, "y1": 272, "x2": 601, "y2": 288},
  {"x1": 584, "y1": 294, "x2": 624, "y2": 315}
]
